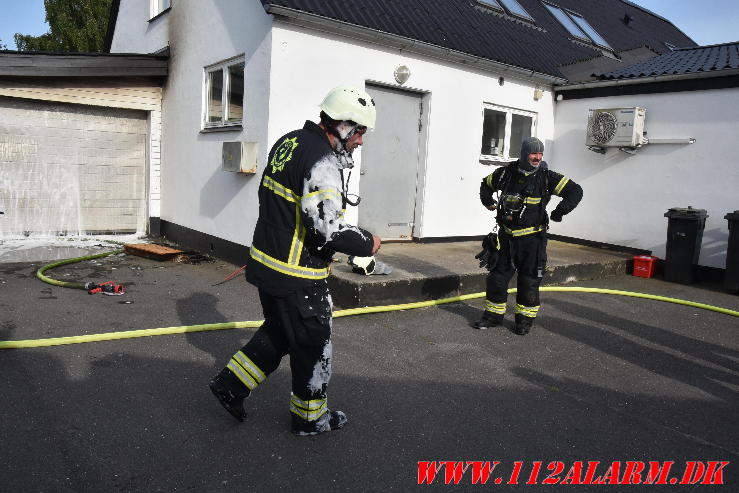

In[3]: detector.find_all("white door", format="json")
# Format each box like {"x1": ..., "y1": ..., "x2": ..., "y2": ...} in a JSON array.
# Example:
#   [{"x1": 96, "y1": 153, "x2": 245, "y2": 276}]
[
  {"x1": 0, "y1": 98, "x2": 148, "y2": 237},
  {"x1": 358, "y1": 85, "x2": 423, "y2": 240}
]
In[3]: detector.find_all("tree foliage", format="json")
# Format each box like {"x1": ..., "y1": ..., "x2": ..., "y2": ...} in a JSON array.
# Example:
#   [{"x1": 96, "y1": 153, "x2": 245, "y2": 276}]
[
  {"x1": 14, "y1": 0, "x2": 113, "y2": 52},
  {"x1": 0, "y1": 39, "x2": 7, "y2": 50}
]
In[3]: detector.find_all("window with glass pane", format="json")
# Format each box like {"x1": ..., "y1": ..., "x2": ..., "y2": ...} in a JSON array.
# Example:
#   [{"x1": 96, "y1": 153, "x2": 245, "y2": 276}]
[
  {"x1": 227, "y1": 62, "x2": 245, "y2": 122},
  {"x1": 481, "y1": 109, "x2": 507, "y2": 157},
  {"x1": 544, "y1": 4, "x2": 588, "y2": 39},
  {"x1": 509, "y1": 114, "x2": 533, "y2": 159},
  {"x1": 498, "y1": 0, "x2": 533, "y2": 20},
  {"x1": 151, "y1": 0, "x2": 171, "y2": 17},
  {"x1": 480, "y1": 105, "x2": 536, "y2": 161},
  {"x1": 568, "y1": 12, "x2": 611, "y2": 48},
  {"x1": 208, "y1": 69, "x2": 223, "y2": 123}
]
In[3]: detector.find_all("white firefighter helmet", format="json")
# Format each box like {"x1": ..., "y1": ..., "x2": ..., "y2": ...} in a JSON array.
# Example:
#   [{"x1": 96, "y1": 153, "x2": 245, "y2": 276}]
[{"x1": 319, "y1": 85, "x2": 376, "y2": 129}]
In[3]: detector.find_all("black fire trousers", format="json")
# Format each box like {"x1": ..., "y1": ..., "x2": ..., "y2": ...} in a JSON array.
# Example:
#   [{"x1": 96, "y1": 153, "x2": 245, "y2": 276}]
[
  {"x1": 220, "y1": 281, "x2": 333, "y2": 407},
  {"x1": 485, "y1": 231, "x2": 547, "y2": 317}
]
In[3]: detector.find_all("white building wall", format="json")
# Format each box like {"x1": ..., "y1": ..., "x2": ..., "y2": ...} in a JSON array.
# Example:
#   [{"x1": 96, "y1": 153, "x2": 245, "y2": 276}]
[
  {"x1": 268, "y1": 23, "x2": 555, "y2": 239},
  {"x1": 123, "y1": 0, "x2": 273, "y2": 246},
  {"x1": 551, "y1": 87, "x2": 739, "y2": 268},
  {"x1": 110, "y1": 0, "x2": 170, "y2": 54}
]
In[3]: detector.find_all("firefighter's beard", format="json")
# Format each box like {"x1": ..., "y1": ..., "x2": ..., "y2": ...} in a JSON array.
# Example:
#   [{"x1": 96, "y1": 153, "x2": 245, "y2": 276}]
[{"x1": 333, "y1": 137, "x2": 355, "y2": 169}]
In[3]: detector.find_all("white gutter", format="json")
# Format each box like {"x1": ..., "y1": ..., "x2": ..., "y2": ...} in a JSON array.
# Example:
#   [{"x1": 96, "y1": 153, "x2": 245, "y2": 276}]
[
  {"x1": 556, "y1": 67, "x2": 739, "y2": 91},
  {"x1": 263, "y1": 4, "x2": 566, "y2": 86}
]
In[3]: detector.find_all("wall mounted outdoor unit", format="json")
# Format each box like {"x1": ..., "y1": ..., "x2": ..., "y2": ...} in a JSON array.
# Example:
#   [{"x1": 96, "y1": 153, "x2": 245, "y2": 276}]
[
  {"x1": 222, "y1": 142, "x2": 258, "y2": 174},
  {"x1": 586, "y1": 107, "x2": 647, "y2": 152}
]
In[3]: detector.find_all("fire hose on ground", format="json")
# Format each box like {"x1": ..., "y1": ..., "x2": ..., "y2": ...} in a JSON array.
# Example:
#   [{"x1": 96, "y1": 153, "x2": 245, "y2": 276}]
[{"x1": 0, "y1": 250, "x2": 736, "y2": 350}]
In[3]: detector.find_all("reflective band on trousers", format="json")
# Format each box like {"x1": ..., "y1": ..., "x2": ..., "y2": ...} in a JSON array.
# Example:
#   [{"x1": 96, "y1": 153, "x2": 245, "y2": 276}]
[
  {"x1": 515, "y1": 303, "x2": 540, "y2": 318},
  {"x1": 484, "y1": 300, "x2": 506, "y2": 314},
  {"x1": 290, "y1": 393, "x2": 328, "y2": 421},
  {"x1": 227, "y1": 351, "x2": 266, "y2": 391},
  {"x1": 502, "y1": 224, "x2": 545, "y2": 237},
  {"x1": 250, "y1": 246, "x2": 329, "y2": 279}
]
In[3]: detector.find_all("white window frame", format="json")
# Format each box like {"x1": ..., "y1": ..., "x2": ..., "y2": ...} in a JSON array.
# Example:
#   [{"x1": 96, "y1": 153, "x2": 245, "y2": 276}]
[
  {"x1": 202, "y1": 55, "x2": 246, "y2": 130},
  {"x1": 150, "y1": 0, "x2": 171, "y2": 19},
  {"x1": 479, "y1": 104, "x2": 537, "y2": 163}
]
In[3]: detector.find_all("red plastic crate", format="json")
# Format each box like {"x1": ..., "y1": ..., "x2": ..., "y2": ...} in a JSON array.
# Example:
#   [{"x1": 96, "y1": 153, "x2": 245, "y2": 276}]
[{"x1": 633, "y1": 255, "x2": 658, "y2": 278}]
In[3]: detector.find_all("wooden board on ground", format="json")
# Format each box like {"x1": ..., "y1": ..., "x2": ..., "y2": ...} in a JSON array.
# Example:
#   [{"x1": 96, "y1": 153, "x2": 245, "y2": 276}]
[{"x1": 123, "y1": 243, "x2": 183, "y2": 261}]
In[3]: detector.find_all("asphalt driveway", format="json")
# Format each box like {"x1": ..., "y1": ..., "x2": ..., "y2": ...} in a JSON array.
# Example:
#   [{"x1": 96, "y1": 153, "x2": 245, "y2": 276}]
[{"x1": 1, "y1": 253, "x2": 737, "y2": 491}]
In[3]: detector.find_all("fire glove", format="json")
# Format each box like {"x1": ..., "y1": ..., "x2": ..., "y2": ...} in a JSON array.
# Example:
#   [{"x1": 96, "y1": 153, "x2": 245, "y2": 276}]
[
  {"x1": 474, "y1": 232, "x2": 500, "y2": 271},
  {"x1": 550, "y1": 209, "x2": 564, "y2": 222}
]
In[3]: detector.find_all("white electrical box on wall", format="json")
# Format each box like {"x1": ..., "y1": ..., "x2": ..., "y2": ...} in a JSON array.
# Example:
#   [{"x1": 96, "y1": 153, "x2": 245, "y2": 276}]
[
  {"x1": 586, "y1": 107, "x2": 647, "y2": 148},
  {"x1": 222, "y1": 142, "x2": 258, "y2": 174}
]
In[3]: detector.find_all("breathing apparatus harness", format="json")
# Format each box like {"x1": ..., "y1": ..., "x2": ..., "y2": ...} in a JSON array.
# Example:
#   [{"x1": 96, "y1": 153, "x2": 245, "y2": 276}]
[
  {"x1": 496, "y1": 161, "x2": 551, "y2": 231},
  {"x1": 325, "y1": 119, "x2": 365, "y2": 209}
]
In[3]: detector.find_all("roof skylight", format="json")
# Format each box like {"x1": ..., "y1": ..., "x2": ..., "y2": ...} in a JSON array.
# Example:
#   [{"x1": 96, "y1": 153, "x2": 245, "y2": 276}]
[
  {"x1": 498, "y1": 0, "x2": 534, "y2": 20},
  {"x1": 478, "y1": 0, "x2": 535, "y2": 21},
  {"x1": 543, "y1": 2, "x2": 612, "y2": 49}
]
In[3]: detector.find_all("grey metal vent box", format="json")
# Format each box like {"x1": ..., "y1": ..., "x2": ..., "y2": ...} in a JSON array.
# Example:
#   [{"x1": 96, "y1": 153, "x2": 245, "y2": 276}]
[{"x1": 222, "y1": 142, "x2": 258, "y2": 174}]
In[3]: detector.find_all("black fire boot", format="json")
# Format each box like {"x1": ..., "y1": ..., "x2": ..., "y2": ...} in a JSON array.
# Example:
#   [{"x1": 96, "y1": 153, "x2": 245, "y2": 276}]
[
  {"x1": 209, "y1": 370, "x2": 250, "y2": 422},
  {"x1": 473, "y1": 312, "x2": 504, "y2": 330},
  {"x1": 513, "y1": 314, "x2": 533, "y2": 335},
  {"x1": 291, "y1": 410, "x2": 347, "y2": 436}
]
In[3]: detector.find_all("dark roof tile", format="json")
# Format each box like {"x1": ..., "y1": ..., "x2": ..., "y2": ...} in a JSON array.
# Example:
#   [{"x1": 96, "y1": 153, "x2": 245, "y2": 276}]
[{"x1": 597, "y1": 42, "x2": 739, "y2": 79}]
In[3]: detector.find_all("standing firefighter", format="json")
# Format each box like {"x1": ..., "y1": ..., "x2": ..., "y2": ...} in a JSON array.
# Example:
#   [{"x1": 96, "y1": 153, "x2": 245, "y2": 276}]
[
  {"x1": 209, "y1": 86, "x2": 381, "y2": 435},
  {"x1": 475, "y1": 137, "x2": 582, "y2": 334}
]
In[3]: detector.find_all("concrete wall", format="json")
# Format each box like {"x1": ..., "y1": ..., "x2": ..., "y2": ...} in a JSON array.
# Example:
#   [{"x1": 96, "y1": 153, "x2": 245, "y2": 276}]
[
  {"x1": 0, "y1": 98, "x2": 148, "y2": 236},
  {"x1": 551, "y1": 86, "x2": 739, "y2": 269}
]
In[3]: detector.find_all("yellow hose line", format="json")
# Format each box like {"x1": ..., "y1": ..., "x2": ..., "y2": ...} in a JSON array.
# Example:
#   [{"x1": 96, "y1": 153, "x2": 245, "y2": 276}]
[
  {"x1": 36, "y1": 250, "x2": 124, "y2": 289},
  {"x1": 1, "y1": 287, "x2": 736, "y2": 350}
]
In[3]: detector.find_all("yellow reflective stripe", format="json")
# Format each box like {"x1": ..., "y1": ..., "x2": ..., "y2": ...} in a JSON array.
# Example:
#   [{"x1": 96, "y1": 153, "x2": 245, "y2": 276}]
[
  {"x1": 502, "y1": 225, "x2": 545, "y2": 237},
  {"x1": 227, "y1": 361, "x2": 260, "y2": 390},
  {"x1": 262, "y1": 176, "x2": 300, "y2": 203},
  {"x1": 524, "y1": 197, "x2": 542, "y2": 205},
  {"x1": 250, "y1": 246, "x2": 329, "y2": 279},
  {"x1": 554, "y1": 176, "x2": 570, "y2": 195},
  {"x1": 232, "y1": 351, "x2": 266, "y2": 383},
  {"x1": 484, "y1": 300, "x2": 506, "y2": 314},
  {"x1": 290, "y1": 394, "x2": 328, "y2": 421},
  {"x1": 303, "y1": 188, "x2": 341, "y2": 202},
  {"x1": 288, "y1": 204, "x2": 306, "y2": 266},
  {"x1": 485, "y1": 173, "x2": 495, "y2": 187},
  {"x1": 515, "y1": 304, "x2": 540, "y2": 318}
]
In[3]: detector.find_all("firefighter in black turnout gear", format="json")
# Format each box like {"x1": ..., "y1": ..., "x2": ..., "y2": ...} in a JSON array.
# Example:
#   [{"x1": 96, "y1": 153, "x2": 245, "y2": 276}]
[
  {"x1": 475, "y1": 137, "x2": 582, "y2": 335},
  {"x1": 209, "y1": 86, "x2": 381, "y2": 435}
]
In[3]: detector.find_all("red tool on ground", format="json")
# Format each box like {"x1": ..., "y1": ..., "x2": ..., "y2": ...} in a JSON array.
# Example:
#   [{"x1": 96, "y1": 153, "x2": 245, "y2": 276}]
[{"x1": 85, "y1": 281, "x2": 125, "y2": 295}]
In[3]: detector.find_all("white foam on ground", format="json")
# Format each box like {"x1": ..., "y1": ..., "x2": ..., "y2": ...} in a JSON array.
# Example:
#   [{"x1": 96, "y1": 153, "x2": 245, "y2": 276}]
[{"x1": 0, "y1": 234, "x2": 150, "y2": 263}]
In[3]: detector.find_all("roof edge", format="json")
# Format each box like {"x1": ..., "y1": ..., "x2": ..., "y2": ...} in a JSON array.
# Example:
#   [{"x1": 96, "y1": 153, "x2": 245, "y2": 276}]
[
  {"x1": 263, "y1": 4, "x2": 566, "y2": 85},
  {"x1": 555, "y1": 66, "x2": 739, "y2": 91}
]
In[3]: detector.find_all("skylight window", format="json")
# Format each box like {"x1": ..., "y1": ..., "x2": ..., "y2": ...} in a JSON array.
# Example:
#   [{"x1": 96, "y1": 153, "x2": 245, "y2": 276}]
[
  {"x1": 478, "y1": 0, "x2": 535, "y2": 21},
  {"x1": 543, "y1": 3, "x2": 612, "y2": 49},
  {"x1": 498, "y1": 0, "x2": 534, "y2": 20}
]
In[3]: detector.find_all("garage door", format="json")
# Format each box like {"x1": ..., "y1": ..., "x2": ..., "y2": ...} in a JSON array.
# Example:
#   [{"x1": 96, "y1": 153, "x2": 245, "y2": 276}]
[{"x1": 0, "y1": 97, "x2": 148, "y2": 237}]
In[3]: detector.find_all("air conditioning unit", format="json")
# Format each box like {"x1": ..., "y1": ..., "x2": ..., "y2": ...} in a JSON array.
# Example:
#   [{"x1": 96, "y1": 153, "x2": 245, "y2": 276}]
[
  {"x1": 585, "y1": 107, "x2": 647, "y2": 148},
  {"x1": 222, "y1": 142, "x2": 258, "y2": 174}
]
